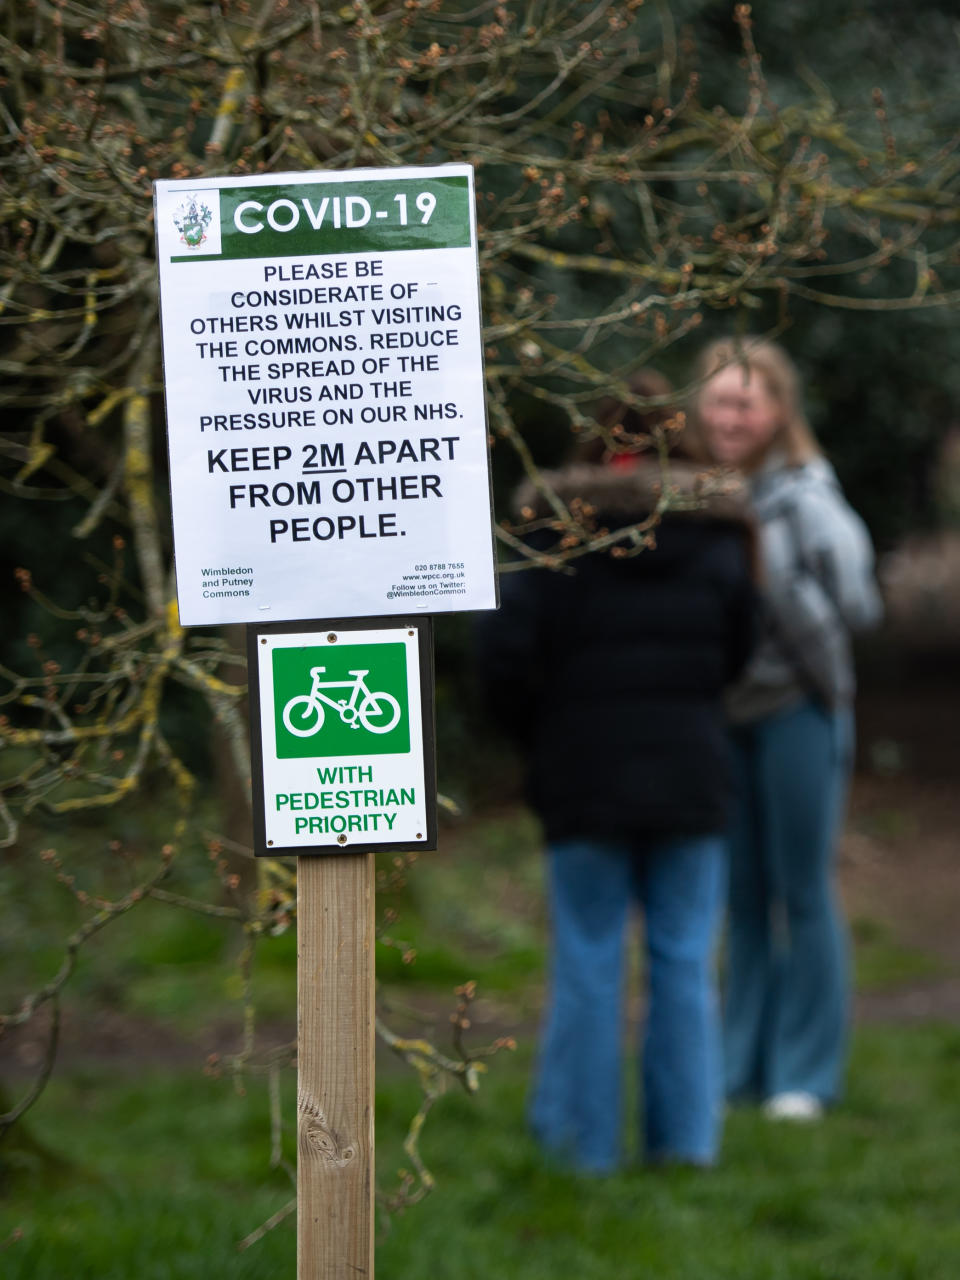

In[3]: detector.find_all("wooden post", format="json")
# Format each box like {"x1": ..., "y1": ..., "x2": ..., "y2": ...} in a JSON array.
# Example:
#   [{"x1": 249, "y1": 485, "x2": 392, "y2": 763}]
[{"x1": 297, "y1": 853, "x2": 375, "y2": 1279}]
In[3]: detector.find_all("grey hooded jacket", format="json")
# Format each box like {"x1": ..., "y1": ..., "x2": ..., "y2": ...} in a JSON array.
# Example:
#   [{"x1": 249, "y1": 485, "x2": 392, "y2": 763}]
[{"x1": 727, "y1": 453, "x2": 883, "y2": 724}]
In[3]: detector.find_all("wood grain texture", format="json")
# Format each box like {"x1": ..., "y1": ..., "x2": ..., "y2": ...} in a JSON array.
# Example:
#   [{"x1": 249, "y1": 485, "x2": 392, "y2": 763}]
[{"x1": 297, "y1": 854, "x2": 375, "y2": 1279}]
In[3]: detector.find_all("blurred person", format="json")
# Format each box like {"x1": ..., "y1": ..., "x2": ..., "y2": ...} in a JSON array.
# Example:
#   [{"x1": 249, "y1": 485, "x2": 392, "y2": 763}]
[
  {"x1": 475, "y1": 375, "x2": 758, "y2": 1171},
  {"x1": 690, "y1": 338, "x2": 883, "y2": 1121}
]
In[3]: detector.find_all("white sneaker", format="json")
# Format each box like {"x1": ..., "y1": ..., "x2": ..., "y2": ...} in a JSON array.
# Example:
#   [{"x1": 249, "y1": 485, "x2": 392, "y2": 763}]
[{"x1": 762, "y1": 1091, "x2": 824, "y2": 1122}]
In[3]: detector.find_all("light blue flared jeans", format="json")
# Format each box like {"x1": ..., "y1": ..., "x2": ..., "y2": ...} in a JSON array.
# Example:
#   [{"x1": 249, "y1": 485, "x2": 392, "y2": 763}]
[
  {"x1": 723, "y1": 700, "x2": 854, "y2": 1104},
  {"x1": 529, "y1": 834, "x2": 726, "y2": 1172}
]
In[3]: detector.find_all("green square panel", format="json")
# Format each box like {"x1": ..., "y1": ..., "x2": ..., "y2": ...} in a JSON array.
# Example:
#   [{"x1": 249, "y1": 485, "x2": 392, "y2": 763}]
[{"x1": 272, "y1": 643, "x2": 410, "y2": 759}]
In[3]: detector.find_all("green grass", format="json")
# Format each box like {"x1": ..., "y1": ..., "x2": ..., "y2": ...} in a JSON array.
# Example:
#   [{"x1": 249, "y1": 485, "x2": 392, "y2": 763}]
[
  {"x1": 4, "y1": 800, "x2": 959, "y2": 1276},
  {"x1": 3, "y1": 1024, "x2": 960, "y2": 1279},
  {"x1": 0, "y1": 1069, "x2": 297, "y2": 1279},
  {"x1": 0, "y1": 804, "x2": 547, "y2": 1041},
  {"x1": 376, "y1": 1024, "x2": 960, "y2": 1279},
  {"x1": 375, "y1": 808, "x2": 547, "y2": 992},
  {"x1": 4, "y1": 798, "x2": 950, "y2": 1046},
  {"x1": 851, "y1": 915, "x2": 945, "y2": 991}
]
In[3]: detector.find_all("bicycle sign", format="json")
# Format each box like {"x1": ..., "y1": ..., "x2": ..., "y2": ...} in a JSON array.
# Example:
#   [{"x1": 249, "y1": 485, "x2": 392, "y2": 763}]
[
  {"x1": 273, "y1": 642, "x2": 409, "y2": 759},
  {"x1": 282, "y1": 667, "x2": 402, "y2": 739},
  {"x1": 249, "y1": 620, "x2": 436, "y2": 855}
]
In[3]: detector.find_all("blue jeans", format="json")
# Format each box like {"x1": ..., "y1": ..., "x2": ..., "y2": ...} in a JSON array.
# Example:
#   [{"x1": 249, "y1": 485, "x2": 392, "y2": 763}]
[
  {"x1": 723, "y1": 700, "x2": 853, "y2": 1104},
  {"x1": 529, "y1": 834, "x2": 726, "y2": 1172}
]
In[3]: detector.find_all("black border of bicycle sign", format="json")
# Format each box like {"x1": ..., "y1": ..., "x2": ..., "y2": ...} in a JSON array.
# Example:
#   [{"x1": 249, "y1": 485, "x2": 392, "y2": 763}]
[{"x1": 247, "y1": 616, "x2": 438, "y2": 857}]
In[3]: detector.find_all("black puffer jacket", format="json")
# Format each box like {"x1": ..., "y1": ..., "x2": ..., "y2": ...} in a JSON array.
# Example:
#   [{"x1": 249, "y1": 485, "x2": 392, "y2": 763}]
[{"x1": 475, "y1": 462, "x2": 759, "y2": 841}]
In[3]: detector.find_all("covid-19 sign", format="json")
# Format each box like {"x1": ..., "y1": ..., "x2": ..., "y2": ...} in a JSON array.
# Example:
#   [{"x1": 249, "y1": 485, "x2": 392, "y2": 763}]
[{"x1": 154, "y1": 165, "x2": 497, "y2": 627}]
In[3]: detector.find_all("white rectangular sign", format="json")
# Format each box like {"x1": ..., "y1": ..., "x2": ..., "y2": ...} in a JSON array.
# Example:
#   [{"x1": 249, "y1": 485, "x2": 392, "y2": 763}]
[
  {"x1": 154, "y1": 165, "x2": 497, "y2": 626},
  {"x1": 249, "y1": 622, "x2": 436, "y2": 855}
]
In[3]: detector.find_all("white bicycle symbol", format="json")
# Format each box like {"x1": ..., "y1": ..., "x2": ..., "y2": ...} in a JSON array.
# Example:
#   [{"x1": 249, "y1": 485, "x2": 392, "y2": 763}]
[{"x1": 282, "y1": 666, "x2": 401, "y2": 737}]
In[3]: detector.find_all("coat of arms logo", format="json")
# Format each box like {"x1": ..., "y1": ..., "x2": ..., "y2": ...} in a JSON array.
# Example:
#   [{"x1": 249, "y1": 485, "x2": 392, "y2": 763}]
[{"x1": 173, "y1": 195, "x2": 214, "y2": 249}]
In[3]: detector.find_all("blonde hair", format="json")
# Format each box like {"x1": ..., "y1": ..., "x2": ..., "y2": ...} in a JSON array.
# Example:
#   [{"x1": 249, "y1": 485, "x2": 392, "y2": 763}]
[{"x1": 686, "y1": 338, "x2": 821, "y2": 467}]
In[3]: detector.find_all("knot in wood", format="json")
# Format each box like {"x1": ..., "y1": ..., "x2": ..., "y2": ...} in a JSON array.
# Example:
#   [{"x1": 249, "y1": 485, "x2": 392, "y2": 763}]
[
  {"x1": 298, "y1": 1088, "x2": 357, "y2": 1167},
  {"x1": 301, "y1": 1119, "x2": 356, "y2": 1167}
]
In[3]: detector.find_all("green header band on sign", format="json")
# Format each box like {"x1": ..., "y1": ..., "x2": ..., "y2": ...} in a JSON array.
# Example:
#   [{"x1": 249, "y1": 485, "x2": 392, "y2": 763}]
[{"x1": 171, "y1": 175, "x2": 471, "y2": 262}]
